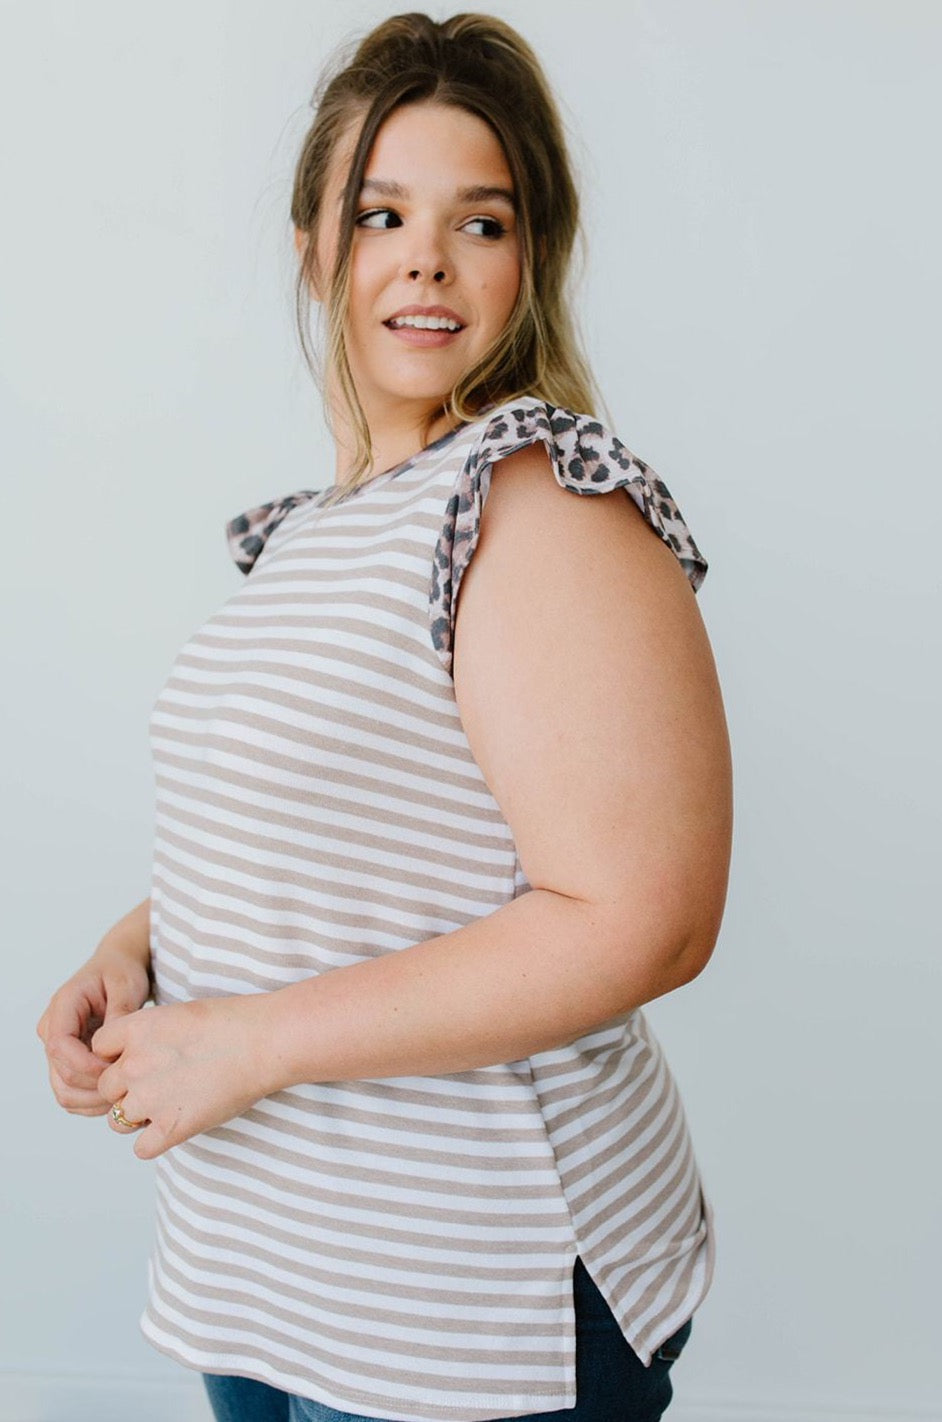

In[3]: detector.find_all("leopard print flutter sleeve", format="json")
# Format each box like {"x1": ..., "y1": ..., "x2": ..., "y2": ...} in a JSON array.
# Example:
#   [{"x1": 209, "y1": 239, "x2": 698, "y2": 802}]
[{"x1": 429, "y1": 398, "x2": 708, "y2": 677}]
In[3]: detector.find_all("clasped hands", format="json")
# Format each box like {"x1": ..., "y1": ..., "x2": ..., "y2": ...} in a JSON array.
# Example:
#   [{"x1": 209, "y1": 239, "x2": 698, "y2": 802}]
[{"x1": 37, "y1": 957, "x2": 275, "y2": 1160}]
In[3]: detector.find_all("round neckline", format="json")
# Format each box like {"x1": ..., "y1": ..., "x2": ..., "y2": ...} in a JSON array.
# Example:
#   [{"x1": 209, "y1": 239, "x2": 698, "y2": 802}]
[{"x1": 322, "y1": 419, "x2": 472, "y2": 506}]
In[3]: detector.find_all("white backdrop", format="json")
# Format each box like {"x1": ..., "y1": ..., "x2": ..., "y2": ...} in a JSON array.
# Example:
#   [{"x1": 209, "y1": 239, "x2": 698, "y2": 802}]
[{"x1": 2, "y1": 3, "x2": 939, "y2": 1420}]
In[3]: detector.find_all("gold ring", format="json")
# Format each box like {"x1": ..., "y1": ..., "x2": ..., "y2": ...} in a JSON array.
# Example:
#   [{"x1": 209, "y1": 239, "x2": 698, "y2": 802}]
[{"x1": 111, "y1": 1101, "x2": 144, "y2": 1129}]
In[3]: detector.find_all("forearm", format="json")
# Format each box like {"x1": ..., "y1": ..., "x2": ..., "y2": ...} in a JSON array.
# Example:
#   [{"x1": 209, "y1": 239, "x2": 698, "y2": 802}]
[
  {"x1": 87, "y1": 889, "x2": 710, "y2": 1159},
  {"x1": 258, "y1": 888, "x2": 705, "y2": 1091},
  {"x1": 93, "y1": 896, "x2": 152, "y2": 970}
]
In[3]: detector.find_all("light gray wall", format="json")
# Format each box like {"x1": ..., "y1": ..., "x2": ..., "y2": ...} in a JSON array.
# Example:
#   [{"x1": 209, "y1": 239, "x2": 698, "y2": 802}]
[{"x1": 2, "y1": 3, "x2": 938, "y2": 1419}]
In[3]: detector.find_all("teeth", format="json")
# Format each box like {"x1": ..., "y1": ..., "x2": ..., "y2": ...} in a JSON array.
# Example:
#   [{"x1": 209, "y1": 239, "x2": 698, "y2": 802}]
[{"x1": 389, "y1": 314, "x2": 462, "y2": 331}]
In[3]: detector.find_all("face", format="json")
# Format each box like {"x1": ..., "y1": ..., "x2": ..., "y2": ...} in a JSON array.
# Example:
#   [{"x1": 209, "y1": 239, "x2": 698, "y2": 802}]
[{"x1": 302, "y1": 101, "x2": 522, "y2": 433}]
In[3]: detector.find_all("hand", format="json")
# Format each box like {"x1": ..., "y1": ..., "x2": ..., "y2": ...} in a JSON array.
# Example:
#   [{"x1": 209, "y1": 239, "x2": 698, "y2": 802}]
[
  {"x1": 37, "y1": 948, "x2": 152, "y2": 1118},
  {"x1": 91, "y1": 994, "x2": 273, "y2": 1160}
]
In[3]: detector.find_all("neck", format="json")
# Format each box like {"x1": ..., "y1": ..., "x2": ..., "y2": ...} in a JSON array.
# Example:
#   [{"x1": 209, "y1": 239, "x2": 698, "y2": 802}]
[{"x1": 327, "y1": 387, "x2": 461, "y2": 487}]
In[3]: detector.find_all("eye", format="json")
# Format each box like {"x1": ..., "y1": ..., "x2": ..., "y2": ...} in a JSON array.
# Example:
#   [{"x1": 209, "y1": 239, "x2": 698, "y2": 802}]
[
  {"x1": 355, "y1": 208, "x2": 402, "y2": 230},
  {"x1": 462, "y1": 216, "x2": 507, "y2": 239}
]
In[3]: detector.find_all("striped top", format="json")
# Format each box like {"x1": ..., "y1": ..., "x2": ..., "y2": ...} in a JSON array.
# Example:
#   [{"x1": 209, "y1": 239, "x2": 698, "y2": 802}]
[{"x1": 140, "y1": 397, "x2": 715, "y2": 1422}]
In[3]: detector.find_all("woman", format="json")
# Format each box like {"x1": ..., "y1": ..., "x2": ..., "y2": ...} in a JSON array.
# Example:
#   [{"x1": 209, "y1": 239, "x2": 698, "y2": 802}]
[{"x1": 37, "y1": 13, "x2": 732, "y2": 1422}]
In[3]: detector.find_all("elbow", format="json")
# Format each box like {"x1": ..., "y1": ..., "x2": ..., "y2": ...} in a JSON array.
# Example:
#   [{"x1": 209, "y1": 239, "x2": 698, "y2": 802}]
[
  {"x1": 668, "y1": 888, "x2": 727, "y2": 986},
  {"x1": 582, "y1": 868, "x2": 729, "y2": 1011},
  {"x1": 668, "y1": 887, "x2": 728, "y2": 987},
  {"x1": 628, "y1": 911, "x2": 723, "y2": 1005},
  {"x1": 657, "y1": 855, "x2": 731, "y2": 991},
  {"x1": 595, "y1": 917, "x2": 720, "y2": 1019},
  {"x1": 672, "y1": 929, "x2": 718, "y2": 986}
]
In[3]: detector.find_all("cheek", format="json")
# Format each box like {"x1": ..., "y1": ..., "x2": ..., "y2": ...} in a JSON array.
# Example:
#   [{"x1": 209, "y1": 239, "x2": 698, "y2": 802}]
[
  {"x1": 491, "y1": 256, "x2": 522, "y2": 323},
  {"x1": 347, "y1": 243, "x2": 385, "y2": 311}
]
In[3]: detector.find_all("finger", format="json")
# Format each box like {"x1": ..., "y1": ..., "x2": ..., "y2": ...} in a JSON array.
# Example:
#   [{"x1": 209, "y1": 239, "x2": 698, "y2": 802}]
[
  {"x1": 90, "y1": 1015, "x2": 130, "y2": 1061},
  {"x1": 48, "y1": 1063, "x2": 113, "y2": 1114},
  {"x1": 103, "y1": 978, "x2": 149, "y2": 1023},
  {"x1": 133, "y1": 1121, "x2": 167, "y2": 1160},
  {"x1": 44, "y1": 982, "x2": 105, "y2": 1046},
  {"x1": 95, "y1": 1062, "x2": 125, "y2": 1106},
  {"x1": 47, "y1": 1033, "x2": 108, "y2": 1092},
  {"x1": 108, "y1": 1097, "x2": 148, "y2": 1135}
]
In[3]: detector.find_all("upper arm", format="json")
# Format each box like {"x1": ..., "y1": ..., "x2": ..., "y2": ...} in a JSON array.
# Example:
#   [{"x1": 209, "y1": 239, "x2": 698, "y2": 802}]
[{"x1": 452, "y1": 441, "x2": 732, "y2": 974}]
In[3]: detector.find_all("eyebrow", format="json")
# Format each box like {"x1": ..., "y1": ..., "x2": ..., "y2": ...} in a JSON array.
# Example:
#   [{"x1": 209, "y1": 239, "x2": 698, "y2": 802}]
[{"x1": 347, "y1": 178, "x2": 517, "y2": 209}]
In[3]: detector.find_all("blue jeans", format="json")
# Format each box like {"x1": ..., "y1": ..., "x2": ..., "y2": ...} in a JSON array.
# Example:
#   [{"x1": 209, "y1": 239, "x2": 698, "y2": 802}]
[{"x1": 202, "y1": 1257, "x2": 693, "y2": 1422}]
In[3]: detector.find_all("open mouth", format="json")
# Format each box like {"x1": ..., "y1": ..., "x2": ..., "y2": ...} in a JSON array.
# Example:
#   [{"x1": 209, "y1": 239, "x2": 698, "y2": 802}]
[{"x1": 384, "y1": 315, "x2": 465, "y2": 332}]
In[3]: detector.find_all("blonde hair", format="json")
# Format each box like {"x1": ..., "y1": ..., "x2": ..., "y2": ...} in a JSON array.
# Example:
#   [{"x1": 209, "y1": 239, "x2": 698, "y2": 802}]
[{"x1": 290, "y1": 12, "x2": 600, "y2": 501}]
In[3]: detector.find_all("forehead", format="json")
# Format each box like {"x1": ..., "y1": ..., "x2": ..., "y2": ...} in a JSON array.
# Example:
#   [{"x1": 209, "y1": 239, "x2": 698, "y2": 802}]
[{"x1": 331, "y1": 101, "x2": 514, "y2": 198}]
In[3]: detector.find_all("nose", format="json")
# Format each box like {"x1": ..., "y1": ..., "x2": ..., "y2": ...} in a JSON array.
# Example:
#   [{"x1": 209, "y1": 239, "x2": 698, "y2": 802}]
[{"x1": 403, "y1": 220, "x2": 450, "y2": 284}]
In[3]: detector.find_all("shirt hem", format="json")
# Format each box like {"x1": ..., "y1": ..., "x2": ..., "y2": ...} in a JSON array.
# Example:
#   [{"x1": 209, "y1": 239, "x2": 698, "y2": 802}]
[{"x1": 140, "y1": 1310, "x2": 578, "y2": 1422}]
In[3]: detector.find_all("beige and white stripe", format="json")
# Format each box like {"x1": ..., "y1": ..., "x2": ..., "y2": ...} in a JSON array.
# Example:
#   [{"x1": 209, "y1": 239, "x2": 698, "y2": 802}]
[{"x1": 140, "y1": 398, "x2": 715, "y2": 1421}]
